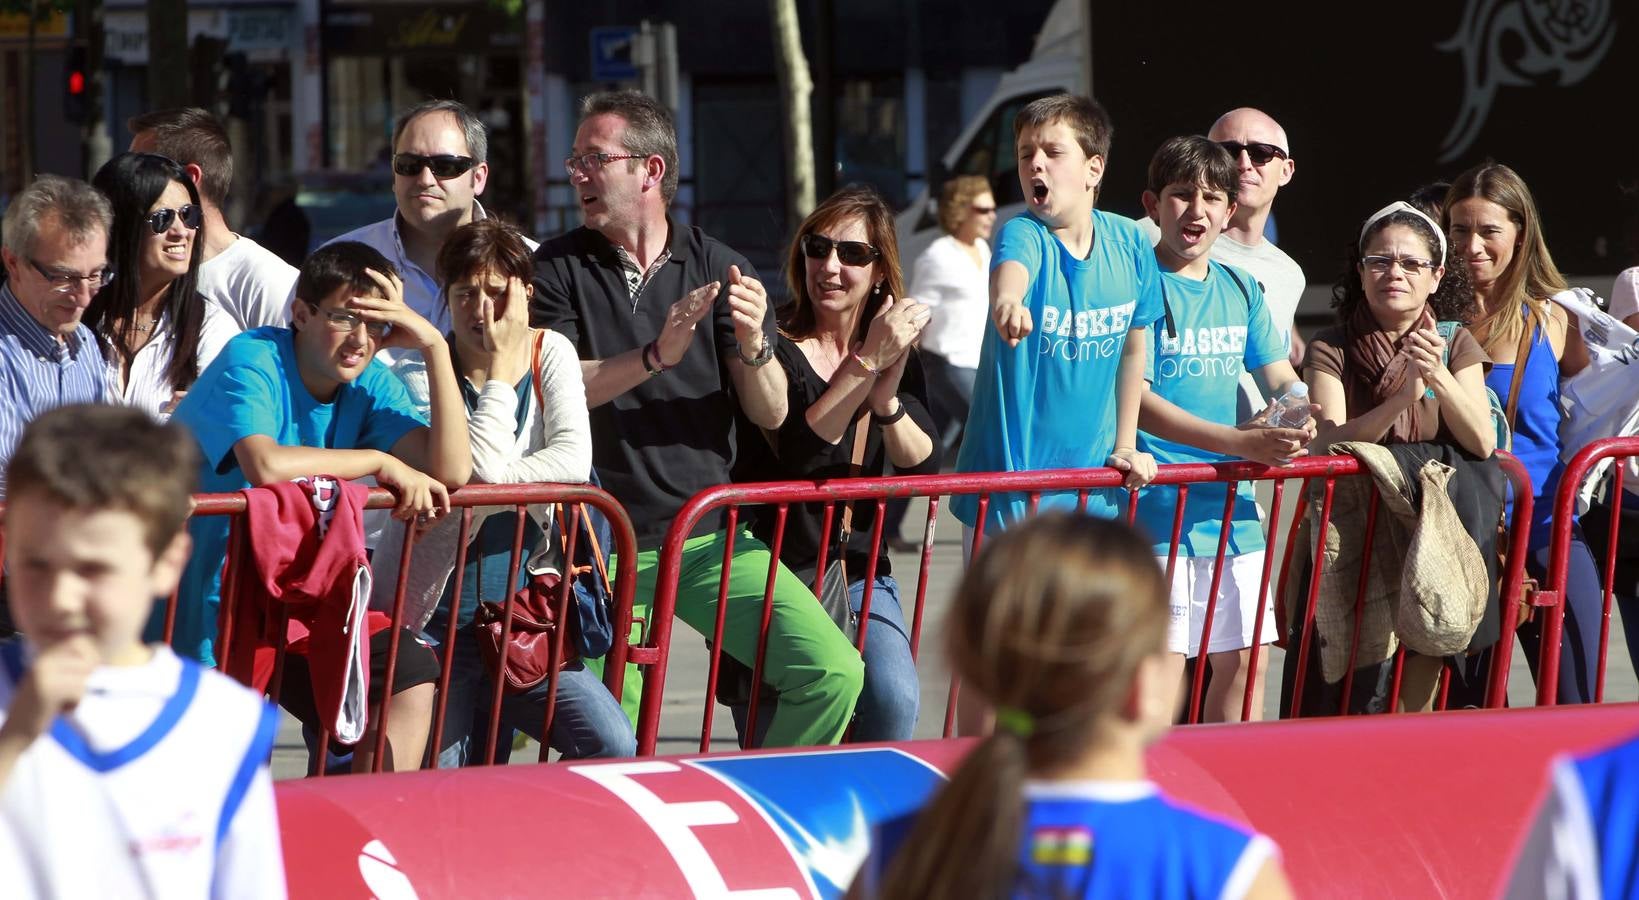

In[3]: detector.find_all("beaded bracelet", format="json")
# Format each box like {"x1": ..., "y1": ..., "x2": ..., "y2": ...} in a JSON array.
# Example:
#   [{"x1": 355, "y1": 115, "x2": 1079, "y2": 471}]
[{"x1": 850, "y1": 351, "x2": 881, "y2": 375}]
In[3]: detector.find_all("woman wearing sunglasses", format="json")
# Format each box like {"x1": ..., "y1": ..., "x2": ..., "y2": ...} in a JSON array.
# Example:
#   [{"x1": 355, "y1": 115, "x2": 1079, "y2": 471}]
[
  {"x1": 86, "y1": 152, "x2": 237, "y2": 419},
  {"x1": 735, "y1": 184, "x2": 937, "y2": 743}
]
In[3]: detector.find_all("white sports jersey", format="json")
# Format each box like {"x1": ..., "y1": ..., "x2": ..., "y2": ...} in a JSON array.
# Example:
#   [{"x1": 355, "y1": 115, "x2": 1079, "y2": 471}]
[{"x1": 0, "y1": 641, "x2": 286, "y2": 899}]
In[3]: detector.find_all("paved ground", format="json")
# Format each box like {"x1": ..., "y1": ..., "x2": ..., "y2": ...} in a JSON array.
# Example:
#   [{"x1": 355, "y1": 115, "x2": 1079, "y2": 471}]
[{"x1": 271, "y1": 494, "x2": 1635, "y2": 777}]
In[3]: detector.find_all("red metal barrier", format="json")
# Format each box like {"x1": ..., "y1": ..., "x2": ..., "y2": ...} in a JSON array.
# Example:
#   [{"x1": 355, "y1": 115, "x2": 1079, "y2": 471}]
[
  {"x1": 272, "y1": 702, "x2": 1639, "y2": 899},
  {"x1": 634, "y1": 454, "x2": 1536, "y2": 755},
  {"x1": 0, "y1": 482, "x2": 639, "y2": 774},
  {"x1": 1540, "y1": 436, "x2": 1639, "y2": 704}
]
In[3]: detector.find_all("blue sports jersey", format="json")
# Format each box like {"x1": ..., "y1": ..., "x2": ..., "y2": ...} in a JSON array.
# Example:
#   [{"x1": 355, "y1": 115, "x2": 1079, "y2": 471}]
[
  {"x1": 1137, "y1": 261, "x2": 1286, "y2": 557},
  {"x1": 953, "y1": 210, "x2": 1164, "y2": 534},
  {"x1": 862, "y1": 779, "x2": 1275, "y2": 899},
  {"x1": 1506, "y1": 730, "x2": 1639, "y2": 899},
  {"x1": 164, "y1": 327, "x2": 426, "y2": 665}
]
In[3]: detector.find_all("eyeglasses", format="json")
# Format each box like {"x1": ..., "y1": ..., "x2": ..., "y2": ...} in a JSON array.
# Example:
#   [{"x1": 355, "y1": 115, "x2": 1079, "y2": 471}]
[
  {"x1": 800, "y1": 233, "x2": 881, "y2": 267},
  {"x1": 144, "y1": 204, "x2": 202, "y2": 234},
  {"x1": 392, "y1": 153, "x2": 478, "y2": 179},
  {"x1": 564, "y1": 152, "x2": 644, "y2": 177},
  {"x1": 1217, "y1": 141, "x2": 1289, "y2": 166},
  {"x1": 27, "y1": 258, "x2": 115, "y2": 293},
  {"x1": 970, "y1": 204, "x2": 998, "y2": 215},
  {"x1": 1361, "y1": 255, "x2": 1438, "y2": 276},
  {"x1": 306, "y1": 302, "x2": 392, "y2": 338}
]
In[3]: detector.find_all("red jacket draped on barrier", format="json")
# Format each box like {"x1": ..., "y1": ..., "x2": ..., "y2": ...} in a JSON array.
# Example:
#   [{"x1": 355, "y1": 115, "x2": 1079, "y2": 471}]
[{"x1": 223, "y1": 476, "x2": 385, "y2": 745}]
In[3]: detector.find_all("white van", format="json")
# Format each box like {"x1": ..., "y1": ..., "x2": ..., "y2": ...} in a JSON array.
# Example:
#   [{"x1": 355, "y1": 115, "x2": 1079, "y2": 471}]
[{"x1": 894, "y1": 0, "x2": 1081, "y2": 265}]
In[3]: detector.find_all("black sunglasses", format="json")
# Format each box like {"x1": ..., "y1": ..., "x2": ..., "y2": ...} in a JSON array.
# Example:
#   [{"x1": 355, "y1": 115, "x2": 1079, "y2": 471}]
[
  {"x1": 800, "y1": 233, "x2": 880, "y2": 266},
  {"x1": 145, "y1": 204, "x2": 202, "y2": 234},
  {"x1": 1217, "y1": 140, "x2": 1288, "y2": 166},
  {"x1": 392, "y1": 153, "x2": 478, "y2": 179}
]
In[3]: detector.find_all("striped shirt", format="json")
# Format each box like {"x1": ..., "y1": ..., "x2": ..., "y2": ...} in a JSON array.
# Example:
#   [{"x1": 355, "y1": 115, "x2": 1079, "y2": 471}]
[{"x1": 0, "y1": 281, "x2": 109, "y2": 498}]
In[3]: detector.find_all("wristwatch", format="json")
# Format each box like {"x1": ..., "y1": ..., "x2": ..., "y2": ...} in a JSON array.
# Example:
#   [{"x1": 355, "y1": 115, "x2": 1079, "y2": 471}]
[{"x1": 737, "y1": 338, "x2": 775, "y2": 367}]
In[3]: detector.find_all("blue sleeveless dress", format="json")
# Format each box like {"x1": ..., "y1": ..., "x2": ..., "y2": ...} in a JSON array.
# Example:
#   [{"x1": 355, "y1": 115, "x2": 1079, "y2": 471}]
[{"x1": 1484, "y1": 314, "x2": 1563, "y2": 541}]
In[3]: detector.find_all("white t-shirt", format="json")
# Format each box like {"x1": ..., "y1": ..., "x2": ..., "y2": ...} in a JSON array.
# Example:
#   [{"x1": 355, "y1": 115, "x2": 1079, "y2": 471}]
[
  {"x1": 109, "y1": 301, "x2": 240, "y2": 420},
  {"x1": 0, "y1": 643, "x2": 286, "y2": 900},
  {"x1": 196, "y1": 234, "x2": 299, "y2": 330},
  {"x1": 909, "y1": 234, "x2": 990, "y2": 369}
]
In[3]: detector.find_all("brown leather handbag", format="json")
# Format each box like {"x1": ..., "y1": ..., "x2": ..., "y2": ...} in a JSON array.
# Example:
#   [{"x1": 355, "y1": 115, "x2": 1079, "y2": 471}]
[{"x1": 474, "y1": 567, "x2": 582, "y2": 693}]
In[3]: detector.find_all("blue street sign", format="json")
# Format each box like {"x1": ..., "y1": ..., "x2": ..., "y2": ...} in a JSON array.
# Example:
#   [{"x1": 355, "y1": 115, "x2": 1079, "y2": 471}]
[{"x1": 590, "y1": 26, "x2": 640, "y2": 82}]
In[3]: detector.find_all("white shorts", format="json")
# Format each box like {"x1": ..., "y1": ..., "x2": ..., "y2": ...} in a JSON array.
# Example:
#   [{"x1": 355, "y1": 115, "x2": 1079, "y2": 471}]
[{"x1": 1161, "y1": 551, "x2": 1278, "y2": 657}]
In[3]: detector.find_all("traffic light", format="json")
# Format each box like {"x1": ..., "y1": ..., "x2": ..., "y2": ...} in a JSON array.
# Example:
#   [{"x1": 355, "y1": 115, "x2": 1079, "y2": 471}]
[{"x1": 65, "y1": 45, "x2": 87, "y2": 122}]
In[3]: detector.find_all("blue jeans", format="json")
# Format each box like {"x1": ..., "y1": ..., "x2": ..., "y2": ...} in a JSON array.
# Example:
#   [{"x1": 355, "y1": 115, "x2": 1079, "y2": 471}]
[
  {"x1": 732, "y1": 574, "x2": 919, "y2": 743},
  {"x1": 433, "y1": 626, "x2": 635, "y2": 766}
]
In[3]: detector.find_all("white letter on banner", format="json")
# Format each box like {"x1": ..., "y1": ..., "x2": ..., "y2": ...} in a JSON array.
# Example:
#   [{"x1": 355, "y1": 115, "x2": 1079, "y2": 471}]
[{"x1": 573, "y1": 762, "x2": 803, "y2": 900}]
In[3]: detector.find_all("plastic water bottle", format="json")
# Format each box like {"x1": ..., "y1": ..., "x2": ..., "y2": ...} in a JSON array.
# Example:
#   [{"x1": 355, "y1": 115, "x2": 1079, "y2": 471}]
[{"x1": 1267, "y1": 382, "x2": 1311, "y2": 429}]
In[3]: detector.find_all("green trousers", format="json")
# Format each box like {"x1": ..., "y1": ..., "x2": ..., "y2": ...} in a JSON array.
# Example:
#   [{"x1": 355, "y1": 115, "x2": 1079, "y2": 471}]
[{"x1": 592, "y1": 529, "x2": 863, "y2": 748}]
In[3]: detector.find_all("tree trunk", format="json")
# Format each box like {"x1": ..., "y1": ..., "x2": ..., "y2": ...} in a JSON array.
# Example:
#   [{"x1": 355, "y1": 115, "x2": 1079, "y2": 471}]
[
  {"x1": 80, "y1": 0, "x2": 110, "y2": 177},
  {"x1": 768, "y1": 0, "x2": 814, "y2": 231},
  {"x1": 145, "y1": 0, "x2": 190, "y2": 109}
]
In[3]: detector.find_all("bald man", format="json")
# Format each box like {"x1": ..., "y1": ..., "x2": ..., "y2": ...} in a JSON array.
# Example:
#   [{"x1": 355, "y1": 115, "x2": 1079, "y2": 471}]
[{"x1": 1208, "y1": 109, "x2": 1305, "y2": 398}]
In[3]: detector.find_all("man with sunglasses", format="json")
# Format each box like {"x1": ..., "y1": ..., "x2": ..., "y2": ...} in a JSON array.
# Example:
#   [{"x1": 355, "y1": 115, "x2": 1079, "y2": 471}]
[
  {"x1": 1206, "y1": 109, "x2": 1306, "y2": 413},
  {"x1": 330, "y1": 99, "x2": 520, "y2": 343},
  {"x1": 129, "y1": 107, "x2": 298, "y2": 331},
  {"x1": 0, "y1": 176, "x2": 114, "y2": 503},
  {"x1": 533, "y1": 90, "x2": 864, "y2": 748}
]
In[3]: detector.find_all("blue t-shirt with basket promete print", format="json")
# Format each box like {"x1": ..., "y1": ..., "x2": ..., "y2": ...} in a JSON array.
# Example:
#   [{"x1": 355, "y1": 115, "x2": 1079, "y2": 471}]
[
  {"x1": 953, "y1": 210, "x2": 1163, "y2": 534},
  {"x1": 1137, "y1": 260, "x2": 1286, "y2": 557}
]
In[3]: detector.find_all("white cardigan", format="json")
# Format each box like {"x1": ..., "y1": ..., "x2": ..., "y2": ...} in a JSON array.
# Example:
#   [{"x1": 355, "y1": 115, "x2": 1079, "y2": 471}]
[{"x1": 370, "y1": 329, "x2": 592, "y2": 630}]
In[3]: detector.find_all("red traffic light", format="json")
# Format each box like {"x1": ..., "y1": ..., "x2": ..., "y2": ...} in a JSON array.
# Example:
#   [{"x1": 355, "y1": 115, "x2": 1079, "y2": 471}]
[{"x1": 68, "y1": 70, "x2": 85, "y2": 95}]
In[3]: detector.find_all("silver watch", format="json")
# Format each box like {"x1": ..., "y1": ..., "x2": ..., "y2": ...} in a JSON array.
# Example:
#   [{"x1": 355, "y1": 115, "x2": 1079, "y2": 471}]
[{"x1": 737, "y1": 339, "x2": 775, "y2": 367}]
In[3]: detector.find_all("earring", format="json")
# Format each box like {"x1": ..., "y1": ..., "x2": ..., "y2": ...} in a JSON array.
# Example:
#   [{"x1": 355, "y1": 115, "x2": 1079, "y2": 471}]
[{"x1": 873, "y1": 282, "x2": 883, "y2": 295}]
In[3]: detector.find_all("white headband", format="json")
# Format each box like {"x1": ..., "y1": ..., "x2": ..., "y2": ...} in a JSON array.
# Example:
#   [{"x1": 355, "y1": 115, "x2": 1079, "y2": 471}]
[{"x1": 1359, "y1": 201, "x2": 1446, "y2": 267}]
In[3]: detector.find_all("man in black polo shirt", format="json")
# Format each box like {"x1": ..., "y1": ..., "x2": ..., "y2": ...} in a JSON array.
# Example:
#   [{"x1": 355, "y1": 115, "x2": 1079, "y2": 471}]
[{"x1": 532, "y1": 90, "x2": 862, "y2": 747}]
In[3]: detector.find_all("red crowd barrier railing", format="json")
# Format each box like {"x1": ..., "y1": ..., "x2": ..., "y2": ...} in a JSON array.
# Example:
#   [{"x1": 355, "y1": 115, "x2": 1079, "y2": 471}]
[
  {"x1": 634, "y1": 453, "x2": 1537, "y2": 755},
  {"x1": 1540, "y1": 436, "x2": 1639, "y2": 705},
  {"x1": 0, "y1": 482, "x2": 639, "y2": 775}
]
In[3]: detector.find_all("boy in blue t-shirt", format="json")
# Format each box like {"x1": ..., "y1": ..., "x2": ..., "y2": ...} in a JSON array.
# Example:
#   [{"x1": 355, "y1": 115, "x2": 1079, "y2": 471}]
[
  {"x1": 168, "y1": 241, "x2": 471, "y2": 771},
  {"x1": 952, "y1": 93, "x2": 1165, "y2": 538},
  {"x1": 1135, "y1": 136, "x2": 1315, "y2": 722}
]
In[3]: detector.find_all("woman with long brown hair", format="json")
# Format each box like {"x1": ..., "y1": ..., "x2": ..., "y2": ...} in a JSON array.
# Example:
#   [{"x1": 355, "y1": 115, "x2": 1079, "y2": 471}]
[
  {"x1": 736, "y1": 184, "x2": 937, "y2": 743},
  {"x1": 1445, "y1": 162, "x2": 1604, "y2": 705},
  {"x1": 857, "y1": 513, "x2": 1289, "y2": 899}
]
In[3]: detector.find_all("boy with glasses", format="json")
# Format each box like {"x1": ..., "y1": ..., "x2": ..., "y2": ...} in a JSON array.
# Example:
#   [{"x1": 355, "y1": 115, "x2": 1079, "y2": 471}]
[{"x1": 167, "y1": 240, "x2": 470, "y2": 770}]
